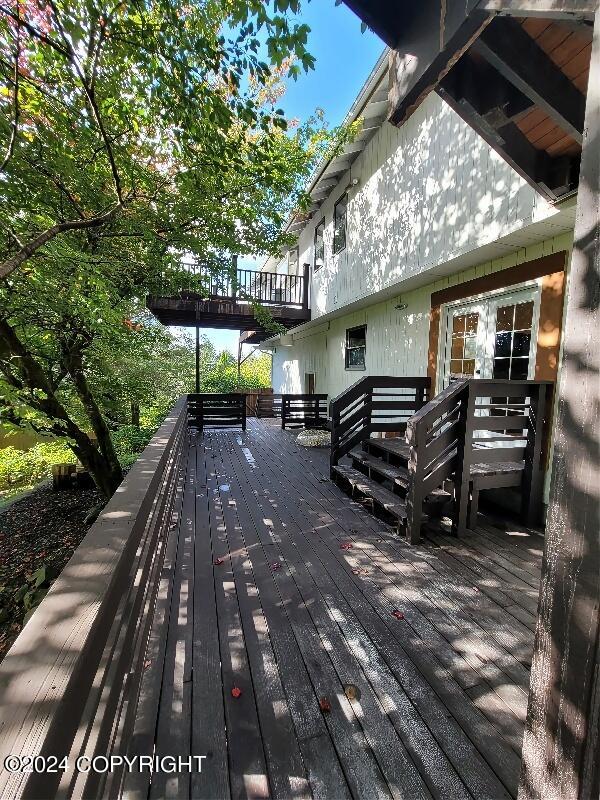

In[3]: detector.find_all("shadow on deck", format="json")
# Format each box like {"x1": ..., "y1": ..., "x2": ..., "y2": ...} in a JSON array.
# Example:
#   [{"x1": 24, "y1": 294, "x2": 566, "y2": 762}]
[
  {"x1": 140, "y1": 419, "x2": 540, "y2": 799},
  {"x1": 0, "y1": 417, "x2": 542, "y2": 799}
]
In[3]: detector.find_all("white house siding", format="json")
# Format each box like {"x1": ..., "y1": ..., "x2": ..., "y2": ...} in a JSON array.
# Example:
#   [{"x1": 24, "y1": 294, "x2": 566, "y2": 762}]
[
  {"x1": 272, "y1": 90, "x2": 573, "y2": 320},
  {"x1": 271, "y1": 231, "x2": 573, "y2": 399},
  {"x1": 271, "y1": 232, "x2": 572, "y2": 505}
]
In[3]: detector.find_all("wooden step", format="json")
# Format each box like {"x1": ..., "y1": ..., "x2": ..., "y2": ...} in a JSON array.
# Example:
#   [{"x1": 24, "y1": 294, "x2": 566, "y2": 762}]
[
  {"x1": 331, "y1": 465, "x2": 407, "y2": 522},
  {"x1": 349, "y1": 448, "x2": 410, "y2": 489},
  {"x1": 349, "y1": 448, "x2": 452, "y2": 504},
  {"x1": 364, "y1": 437, "x2": 410, "y2": 463}
]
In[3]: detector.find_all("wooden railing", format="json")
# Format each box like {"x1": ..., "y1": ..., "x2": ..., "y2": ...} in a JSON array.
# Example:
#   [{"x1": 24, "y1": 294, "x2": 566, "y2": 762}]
[
  {"x1": 281, "y1": 394, "x2": 328, "y2": 429},
  {"x1": 454, "y1": 379, "x2": 551, "y2": 536},
  {"x1": 167, "y1": 261, "x2": 310, "y2": 310},
  {"x1": 0, "y1": 399, "x2": 189, "y2": 800},
  {"x1": 406, "y1": 378, "x2": 551, "y2": 539},
  {"x1": 188, "y1": 393, "x2": 247, "y2": 430},
  {"x1": 256, "y1": 393, "x2": 282, "y2": 418},
  {"x1": 329, "y1": 376, "x2": 431, "y2": 470},
  {"x1": 405, "y1": 379, "x2": 470, "y2": 542}
]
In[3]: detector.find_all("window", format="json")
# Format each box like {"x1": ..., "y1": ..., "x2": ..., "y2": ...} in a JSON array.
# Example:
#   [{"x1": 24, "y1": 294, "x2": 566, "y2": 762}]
[
  {"x1": 287, "y1": 247, "x2": 298, "y2": 275},
  {"x1": 333, "y1": 194, "x2": 347, "y2": 254},
  {"x1": 492, "y1": 300, "x2": 535, "y2": 380},
  {"x1": 314, "y1": 220, "x2": 324, "y2": 271},
  {"x1": 345, "y1": 325, "x2": 366, "y2": 370}
]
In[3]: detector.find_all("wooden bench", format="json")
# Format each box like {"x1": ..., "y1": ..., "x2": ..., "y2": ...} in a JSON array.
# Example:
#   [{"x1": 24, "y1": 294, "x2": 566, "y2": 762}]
[{"x1": 188, "y1": 393, "x2": 247, "y2": 430}]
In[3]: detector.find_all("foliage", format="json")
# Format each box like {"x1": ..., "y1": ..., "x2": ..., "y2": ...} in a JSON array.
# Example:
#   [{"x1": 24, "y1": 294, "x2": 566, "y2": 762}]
[
  {"x1": 200, "y1": 348, "x2": 271, "y2": 392},
  {"x1": 111, "y1": 424, "x2": 154, "y2": 468},
  {"x1": 10, "y1": 564, "x2": 56, "y2": 624},
  {"x1": 0, "y1": 0, "x2": 326, "y2": 281},
  {"x1": 0, "y1": 0, "x2": 346, "y2": 497},
  {"x1": 0, "y1": 335, "x2": 271, "y2": 493},
  {"x1": 0, "y1": 440, "x2": 75, "y2": 491}
]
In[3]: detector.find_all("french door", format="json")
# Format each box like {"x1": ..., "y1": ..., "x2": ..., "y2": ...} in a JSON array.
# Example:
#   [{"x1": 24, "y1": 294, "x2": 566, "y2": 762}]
[{"x1": 440, "y1": 286, "x2": 540, "y2": 390}]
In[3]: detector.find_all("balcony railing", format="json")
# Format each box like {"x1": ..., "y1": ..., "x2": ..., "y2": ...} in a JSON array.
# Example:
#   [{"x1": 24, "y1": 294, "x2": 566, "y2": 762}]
[{"x1": 164, "y1": 262, "x2": 309, "y2": 310}]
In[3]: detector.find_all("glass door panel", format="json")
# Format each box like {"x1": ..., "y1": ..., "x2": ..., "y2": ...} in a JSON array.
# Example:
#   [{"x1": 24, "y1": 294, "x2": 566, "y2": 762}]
[{"x1": 491, "y1": 299, "x2": 535, "y2": 381}]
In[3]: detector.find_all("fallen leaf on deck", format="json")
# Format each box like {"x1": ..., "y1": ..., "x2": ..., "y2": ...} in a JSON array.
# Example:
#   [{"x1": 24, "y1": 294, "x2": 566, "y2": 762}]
[
  {"x1": 344, "y1": 684, "x2": 361, "y2": 701},
  {"x1": 392, "y1": 610, "x2": 405, "y2": 620},
  {"x1": 231, "y1": 687, "x2": 242, "y2": 698},
  {"x1": 319, "y1": 697, "x2": 331, "y2": 713},
  {"x1": 339, "y1": 542, "x2": 353, "y2": 550},
  {"x1": 270, "y1": 562, "x2": 281, "y2": 570},
  {"x1": 213, "y1": 558, "x2": 224, "y2": 566}
]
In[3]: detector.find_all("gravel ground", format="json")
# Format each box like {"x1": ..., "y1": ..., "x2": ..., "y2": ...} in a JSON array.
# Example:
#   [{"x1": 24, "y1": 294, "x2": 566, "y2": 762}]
[{"x1": 0, "y1": 482, "x2": 102, "y2": 662}]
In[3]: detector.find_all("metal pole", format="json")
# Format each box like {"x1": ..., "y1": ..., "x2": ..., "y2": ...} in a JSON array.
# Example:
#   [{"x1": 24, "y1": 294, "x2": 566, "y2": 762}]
[{"x1": 195, "y1": 325, "x2": 200, "y2": 394}]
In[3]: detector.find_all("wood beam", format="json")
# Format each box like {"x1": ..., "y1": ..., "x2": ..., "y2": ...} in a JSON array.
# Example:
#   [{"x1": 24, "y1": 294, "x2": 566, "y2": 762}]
[
  {"x1": 387, "y1": 2, "x2": 492, "y2": 127},
  {"x1": 519, "y1": 11, "x2": 600, "y2": 800},
  {"x1": 341, "y1": 0, "x2": 406, "y2": 47},
  {"x1": 477, "y1": 0, "x2": 598, "y2": 19},
  {"x1": 473, "y1": 18, "x2": 586, "y2": 143}
]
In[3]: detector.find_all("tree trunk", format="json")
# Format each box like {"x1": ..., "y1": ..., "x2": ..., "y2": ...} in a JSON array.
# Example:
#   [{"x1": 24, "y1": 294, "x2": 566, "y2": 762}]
[
  {"x1": 131, "y1": 401, "x2": 140, "y2": 427},
  {"x1": 63, "y1": 352, "x2": 123, "y2": 496},
  {"x1": 0, "y1": 318, "x2": 123, "y2": 498},
  {"x1": 70, "y1": 433, "x2": 122, "y2": 498}
]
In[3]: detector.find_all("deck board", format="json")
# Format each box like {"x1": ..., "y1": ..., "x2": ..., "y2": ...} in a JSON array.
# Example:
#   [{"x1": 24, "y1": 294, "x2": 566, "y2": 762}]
[{"x1": 133, "y1": 419, "x2": 543, "y2": 799}]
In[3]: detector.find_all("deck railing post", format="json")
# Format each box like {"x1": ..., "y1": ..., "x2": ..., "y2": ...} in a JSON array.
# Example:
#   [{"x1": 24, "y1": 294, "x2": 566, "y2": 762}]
[
  {"x1": 452, "y1": 381, "x2": 473, "y2": 537},
  {"x1": 302, "y1": 262, "x2": 310, "y2": 314},
  {"x1": 405, "y1": 424, "x2": 425, "y2": 544},
  {"x1": 232, "y1": 254, "x2": 238, "y2": 301},
  {"x1": 522, "y1": 382, "x2": 547, "y2": 525}
]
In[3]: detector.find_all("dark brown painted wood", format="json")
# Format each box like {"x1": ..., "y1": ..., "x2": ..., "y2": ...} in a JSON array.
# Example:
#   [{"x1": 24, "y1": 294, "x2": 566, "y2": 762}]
[
  {"x1": 474, "y1": 18, "x2": 586, "y2": 141},
  {"x1": 519, "y1": 13, "x2": 600, "y2": 800},
  {"x1": 427, "y1": 251, "x2": 568, "y2": 390}
]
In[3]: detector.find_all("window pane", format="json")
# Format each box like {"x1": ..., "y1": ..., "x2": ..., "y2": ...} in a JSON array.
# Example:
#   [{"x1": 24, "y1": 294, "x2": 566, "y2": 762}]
[
  {"x1": 514, "y1": 301, "x2": 534, "y2": 330},
  {"x1": 462, "y1": 359, "x2": 475, "y2": 375},
  {"x1": 510, "y1": 358, "x2": 529, "y2": 380},
  {"x1": 465, "y1": 313, "x2": 478, "y2": 334},
  {"x1": 347, "y1": 347, "x2": 365, "y2": 368},
  {"x1": 451, "y1": 337, "x2": 464, "y2": 358},
  {"x1": 314, "y1": 221, "x2": 324, "y2": 270},
  {"x1": 513, "y1": 331, "x2": 531, "y2": 357},
  {"x1": 463, "y1": 336, "x2": 476, "y2": 359},
  {"x1": 450, "y1": 360, "x2": 462, "y2": 375},
  {"x1": 493, "y1": 358, "x2": 510, "y2": 379},
  {"x1": 333, "y1": 198, "x2": 347, "y2": 254},
  {"x1": 496, "y1": 304, "x2": 514, "y2": 332},
  {"x1": 452, "y1": 314, "x2": 466, "y2": 333},
  {"x1": 495, "y1": 331, "x2": 512, "y2": 358},
  {"x1": 288, "y1": 248, "x2": 298, "y2": 274}
]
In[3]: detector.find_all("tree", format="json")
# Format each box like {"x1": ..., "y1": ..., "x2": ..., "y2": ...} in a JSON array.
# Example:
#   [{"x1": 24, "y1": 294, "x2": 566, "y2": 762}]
[
  {"x1": 0, "y1": 0, "x2": 321, "y2": 280},
  {"x1": 0, "y1": 0, "x2": 346, "y2": 497}
]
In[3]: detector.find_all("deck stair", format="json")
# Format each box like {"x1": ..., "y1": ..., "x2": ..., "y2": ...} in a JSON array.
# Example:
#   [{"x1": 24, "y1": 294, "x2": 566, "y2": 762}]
[
  {"x1": 331, "y1": 464, "x2": 408, "y2": 522},
  {"x1": 330, "y1": 376, "x2": 552, "y2": 543},
  {"x1": 332, "y1": 442, "x2": 452, "y2": 531}
]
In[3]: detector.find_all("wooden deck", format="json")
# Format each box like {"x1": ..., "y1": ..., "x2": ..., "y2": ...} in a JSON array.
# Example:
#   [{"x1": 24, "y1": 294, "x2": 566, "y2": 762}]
[{"x1": 132, "y1": 418, "x2": 543, "y2": 800}]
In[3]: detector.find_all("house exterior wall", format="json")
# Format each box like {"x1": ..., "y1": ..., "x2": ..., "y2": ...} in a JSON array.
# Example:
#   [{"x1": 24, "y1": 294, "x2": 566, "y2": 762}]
[
  {"x1": 271, "y1": 231, "x2": 572, "y2": 400},
  {"x1": 271, "y1": 90, "x2": 572, "y2": 319},
  {"x1": 271, "y1": 232, "x2": 572, "y2": 504}
]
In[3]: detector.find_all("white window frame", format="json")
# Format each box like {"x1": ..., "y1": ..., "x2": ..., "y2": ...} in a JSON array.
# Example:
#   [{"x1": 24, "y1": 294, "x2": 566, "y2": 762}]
[{"x1": 436, "y1": 279, "x2": 542, "y2": 394}]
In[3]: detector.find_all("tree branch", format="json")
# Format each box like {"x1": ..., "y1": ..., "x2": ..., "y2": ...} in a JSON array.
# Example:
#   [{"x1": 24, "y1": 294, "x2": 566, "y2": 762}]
[
  {"x1": 0, "y1": 2, "x2": 20, "y2": 175},
  {"x1": 0, "y1": 205, "x2": 121, "y2": 280}
]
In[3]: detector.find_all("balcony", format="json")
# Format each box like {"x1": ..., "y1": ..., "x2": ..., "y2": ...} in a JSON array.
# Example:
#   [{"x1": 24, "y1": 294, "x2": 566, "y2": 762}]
[{"x1": 147, "y1": 262, "x2": 310, "y2": 341}]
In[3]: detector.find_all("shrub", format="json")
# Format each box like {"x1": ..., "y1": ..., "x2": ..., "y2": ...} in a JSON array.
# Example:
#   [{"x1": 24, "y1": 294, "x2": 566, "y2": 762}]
[{"x1": 0, "y1": 442, "x2": 76, "y2": 492}]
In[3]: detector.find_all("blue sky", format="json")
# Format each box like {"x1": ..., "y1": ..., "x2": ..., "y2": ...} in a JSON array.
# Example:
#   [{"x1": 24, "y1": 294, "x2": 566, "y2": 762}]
[{"x1": 184, "y1": 1, "x2": 384, "y2": 355}]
